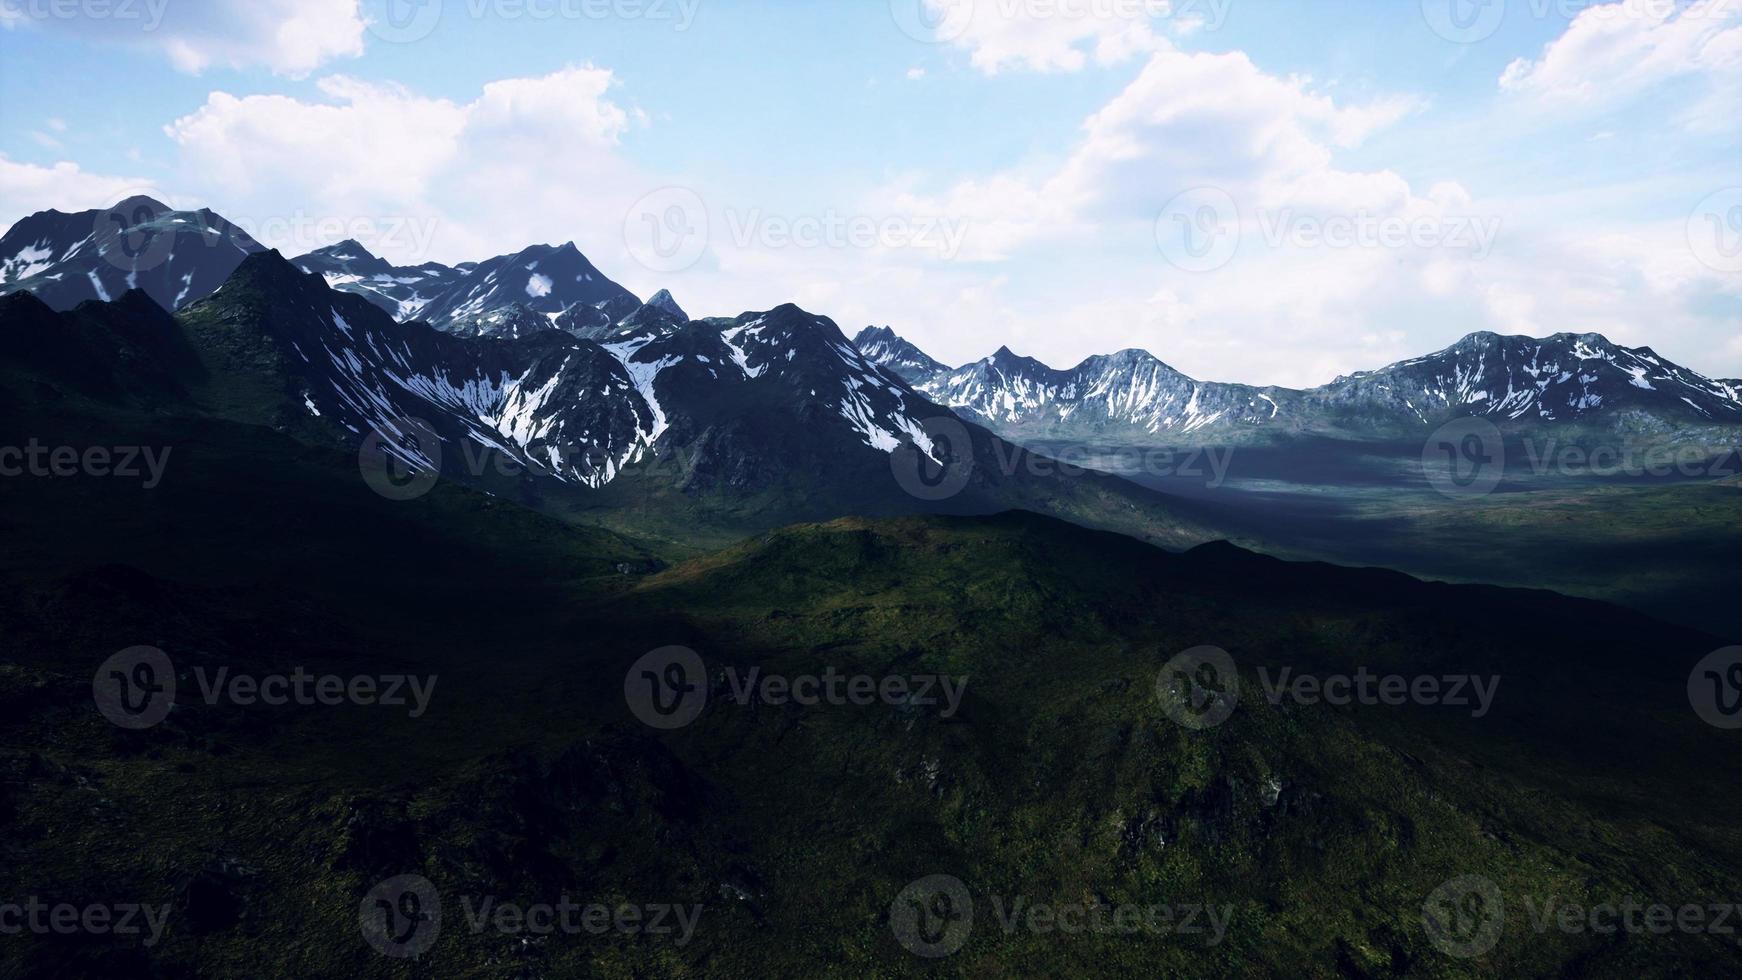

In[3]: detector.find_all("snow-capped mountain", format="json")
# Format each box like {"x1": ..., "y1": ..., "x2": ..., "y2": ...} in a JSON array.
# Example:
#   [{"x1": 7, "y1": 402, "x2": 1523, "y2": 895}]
[
  {"x1": 859, "y1": 327, "x2": 1742, "y2": 441},
  {"x1": 0, "y1": 247, "x2": 1195, "y2": 545},
  {"x1": 0, "y1": 196, "x2": 265, "y2": 312},
  {"x1": 291, "y1": 239, "x2": 463, "y2": 321},
  {"x1": 141, "y1": 252, "x2": 953, "y2": 497},
  {"x1": 853, "y1": 326, "x2": 949, "y2": 385},
  {"x1": 918, "y1": 345, "x2": 1295, "y2": 438},
  {"x1": 1316, "y1": 331, "x2": 1742, "y2": 427},
  {"x1": 414, "y1": 242, "x2": 640, "y2": 337}
]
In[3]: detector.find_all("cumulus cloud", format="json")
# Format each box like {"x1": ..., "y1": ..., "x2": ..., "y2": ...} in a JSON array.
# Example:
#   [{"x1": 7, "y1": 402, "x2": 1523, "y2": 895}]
[
  {"x1": 0, "y1": 0, "x2": 366, "y2": 76},
  {"x1": 161, "y1": 65, "x2": 647, "y2": 263},
  {"x1": 0, "y1": 155, "x2": 152, "y2": 228},
  {"x1": 921, "y1": 0, "x2": 1222, "y2": 74},
  {"x1": 1499, "y1": 0, "x2": 1742, "y2": 128}
]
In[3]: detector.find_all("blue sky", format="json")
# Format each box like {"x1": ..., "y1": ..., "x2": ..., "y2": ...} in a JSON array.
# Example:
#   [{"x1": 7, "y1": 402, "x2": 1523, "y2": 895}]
[{"x1": 2, "y1": 0, "x2": 1738, "y2": 386}]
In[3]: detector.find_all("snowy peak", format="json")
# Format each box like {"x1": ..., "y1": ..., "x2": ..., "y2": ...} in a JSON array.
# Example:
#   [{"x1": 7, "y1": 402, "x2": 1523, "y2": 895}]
[
  {"x1": 416, "y1": 241, "x2": 639, "y2": 337},
  {"x1": 0, "y1": 199, "x2": 266, "y2": 312},
  {"x1": 852, "y1": 325, "x2": 952, "y2": 385},
  {"x1": 1331, "y1": 330, "x2": 1742, "y2": 425},
  {"x1": 290, "y1": 240, "x2": 462, "y2": 321}
]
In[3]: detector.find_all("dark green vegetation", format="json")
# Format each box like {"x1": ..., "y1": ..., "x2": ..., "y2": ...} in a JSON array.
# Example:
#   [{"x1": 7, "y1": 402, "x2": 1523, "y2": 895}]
[
  {"x1": 4, "y1": 286, "x2": 1740, "y2": 977},
  {"x1": 3, "y1": 381, "x2": 1740, "y2": 976},
  {"x1": 1048, "y1": 434, "x2": 1742, "y2": 640}
]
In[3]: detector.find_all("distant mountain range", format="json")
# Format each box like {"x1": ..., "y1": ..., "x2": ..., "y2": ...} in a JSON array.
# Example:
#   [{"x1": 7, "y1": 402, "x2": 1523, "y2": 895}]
[
  {"x1": 0, "y1": 238, "x2": 1208, "y2": 549},
  {"x1": 5, "y1": 197, "x2": 1738, "y2": 480},
  {"x1": 854, "y1": 326, "x2": 1742, "y2": 442}
]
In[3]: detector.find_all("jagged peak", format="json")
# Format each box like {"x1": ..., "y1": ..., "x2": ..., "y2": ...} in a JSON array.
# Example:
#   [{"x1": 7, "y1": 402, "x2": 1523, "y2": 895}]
[{"x1": 645, "y1": 288, "x2": 687, "y2": 321}]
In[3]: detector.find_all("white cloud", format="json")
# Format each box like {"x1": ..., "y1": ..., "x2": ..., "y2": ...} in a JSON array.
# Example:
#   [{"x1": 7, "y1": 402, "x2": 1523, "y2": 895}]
[
  {"x1": 1499, "y1": 0, "x2": 1742, "y2": 128},
  {"x1": 926, "y1": 0, "x2": 1191, "y2": 74},
  {"x1": 0, "y1": 155, "x2": 152, "y2": 228},
  {"x1": 886, "y1": 48, "x2": 1426, "y2": 260},
  {"x1": 161, "y1": 65, "x2": 647, "y2": 263},
  {"x1": 906, "y1": 67, "x2": 927, "y2": 80},
  {"x1": 1, "y1": 0, "x2": 366, "y2": 77}
]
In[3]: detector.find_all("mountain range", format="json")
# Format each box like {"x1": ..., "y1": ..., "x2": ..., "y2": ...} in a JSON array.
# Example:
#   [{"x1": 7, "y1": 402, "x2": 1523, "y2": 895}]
[
  {"x1": 0, "y1": 239, "x2": 1208, "y2": 551},
  {"x1": 855, "y1": 327, "x2": 1742, "y2": 442},
  {"x1": 8, "y1": 198, "x2": 1736, "y2": 452}
]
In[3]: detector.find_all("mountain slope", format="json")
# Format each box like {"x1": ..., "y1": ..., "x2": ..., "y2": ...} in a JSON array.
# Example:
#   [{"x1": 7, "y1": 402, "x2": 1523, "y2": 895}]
[
  {"x1": 860, "y1": 327, "x2": 1742, "y2": 442},
  {"x1": 0, "y1": 196, "x2": 265, "y2": 312},
  {"x1": 2, "y1": 252, "x2": 1211, "y2": 552},
  {"x1": 291, "y1": 239, "x2": 463, "y2": 321},
  {"x1": 3, "y1": 488, "x2": 1738, "y2": 976},
  {"x1": 853, "y1": 325, "x2": 950, "y2": 384},
  {"x1": 415, "y1": 241, "x2": 640, "y2": 337}
]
